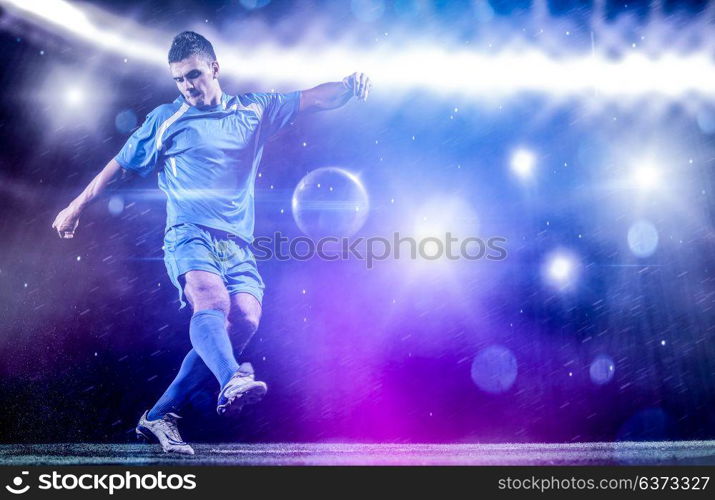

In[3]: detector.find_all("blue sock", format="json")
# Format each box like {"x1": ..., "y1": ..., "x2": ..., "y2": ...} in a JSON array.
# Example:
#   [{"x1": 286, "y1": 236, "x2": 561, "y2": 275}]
[
  {"x1": 189, "y1": 309, "x2": 239, "y2": 388},
  {"x1": 147, "y1": 349, "x2": 212, "y2": 420}
]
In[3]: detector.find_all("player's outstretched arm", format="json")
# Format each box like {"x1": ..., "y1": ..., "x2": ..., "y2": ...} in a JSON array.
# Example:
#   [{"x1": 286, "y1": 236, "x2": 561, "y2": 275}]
[
  {"x1": 51, "y1": 158, "x2": 124, "y2": 239},
  {"x1": 299, "y1": 72, "x2": 372, "y2": 112}
]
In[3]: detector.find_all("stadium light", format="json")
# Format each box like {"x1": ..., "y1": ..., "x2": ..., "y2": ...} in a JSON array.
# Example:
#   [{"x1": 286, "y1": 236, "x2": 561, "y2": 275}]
[{"x1": 2, "y1": 0, "x2": 715, "y2": 100}]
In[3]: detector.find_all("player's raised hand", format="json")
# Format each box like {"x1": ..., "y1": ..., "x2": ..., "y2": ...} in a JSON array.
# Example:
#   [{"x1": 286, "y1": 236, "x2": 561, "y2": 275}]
[
  {"x1": 51, "y1": 204, "x2": 81, "y2": 239},
  {"x1": 342, "y1": 72, "x2": 372, "y2": 101}
]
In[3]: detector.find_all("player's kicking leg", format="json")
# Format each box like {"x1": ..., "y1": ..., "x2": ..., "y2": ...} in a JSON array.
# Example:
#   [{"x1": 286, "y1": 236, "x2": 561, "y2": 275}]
[
  {"x1": 136, "y1": 271, "x2": 265, "y2": 452},
  {"x1": 137, "y1": 270, "x2": 237, "y2": 454},
  {"x1": 216, "y1": 292, "x2": 266, "y2": 416}
]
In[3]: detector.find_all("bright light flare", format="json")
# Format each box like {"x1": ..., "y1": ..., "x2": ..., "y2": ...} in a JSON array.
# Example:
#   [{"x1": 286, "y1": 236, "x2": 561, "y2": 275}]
[
  {"x1": 38, "y1": 68, "x2": 110, "y2": 130},
  {"x1": 543, "y1": 250, "x2": 581, "y2": 290},
  {"x1": 412, "y1": 198, "x2": 479, "y2": 240},
  {"x1": 549, "y1": 256, "x2": 573, "y2": 281},
  {"x1": 3, "y1": 0, "x2": 715, "y2": 100},
  {"x1": 1, "y1": 0, "x2": 164, "y2": 65},
  {"x1": 510, "y1": 148, "x2": 536, "y2": 179},
  {"x1": 64, "y1": 87, "x2": 83, "y2": 107},
  {"x1": 410, "y1": 197, "x2": 480, "y2": 264},
  {"x1": 631, "y1": 162, "x2": 662, "y2": 191}
]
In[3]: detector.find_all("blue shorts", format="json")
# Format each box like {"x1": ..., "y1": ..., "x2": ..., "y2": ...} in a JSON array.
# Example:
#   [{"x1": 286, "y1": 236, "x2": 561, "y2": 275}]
[{"x1": 163, "y1": 222, "x2": 265, "y2": 309}]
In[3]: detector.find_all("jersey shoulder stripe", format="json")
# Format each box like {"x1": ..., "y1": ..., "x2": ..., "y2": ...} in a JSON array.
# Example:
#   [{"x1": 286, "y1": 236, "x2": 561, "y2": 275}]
[{"x1": 155, "y1": 103, "x2": 190, "y2": 152}]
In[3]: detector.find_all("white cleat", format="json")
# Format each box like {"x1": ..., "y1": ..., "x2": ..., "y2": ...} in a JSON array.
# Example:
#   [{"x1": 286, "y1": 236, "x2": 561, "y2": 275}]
[
  {"x1": 136, "y1": 411, "x2": 195, "y2": 455},
  {"x1": 216, "y1": 362, "x2": 267, "y2": 416}
]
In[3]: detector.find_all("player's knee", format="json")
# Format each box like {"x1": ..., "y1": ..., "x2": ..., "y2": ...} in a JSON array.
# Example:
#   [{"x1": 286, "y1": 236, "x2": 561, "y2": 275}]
[{"x1": 227, "y1": 308, "x2": 260, "y2": 336}]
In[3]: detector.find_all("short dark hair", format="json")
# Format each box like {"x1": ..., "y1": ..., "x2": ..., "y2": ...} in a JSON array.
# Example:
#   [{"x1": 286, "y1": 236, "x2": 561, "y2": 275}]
[{"x1": 168, "y1": 31, "x2": 217, "y2": 64}]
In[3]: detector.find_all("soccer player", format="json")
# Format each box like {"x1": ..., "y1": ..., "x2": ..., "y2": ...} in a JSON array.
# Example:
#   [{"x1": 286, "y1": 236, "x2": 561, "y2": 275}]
[{"x1": 51, "y1": 31, "x2": 371, "y2": 455}]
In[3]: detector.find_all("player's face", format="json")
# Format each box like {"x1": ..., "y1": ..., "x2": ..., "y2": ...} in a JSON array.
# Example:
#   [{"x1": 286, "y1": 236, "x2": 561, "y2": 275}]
[{"x1": 170, "y1": 55, "x2": 220, "y2": 107}]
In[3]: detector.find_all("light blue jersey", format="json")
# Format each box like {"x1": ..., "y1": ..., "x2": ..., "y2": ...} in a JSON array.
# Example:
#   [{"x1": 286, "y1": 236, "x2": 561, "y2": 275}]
[{"x1": 115, "y1": 91, "x2": 301, "y2": 243}]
